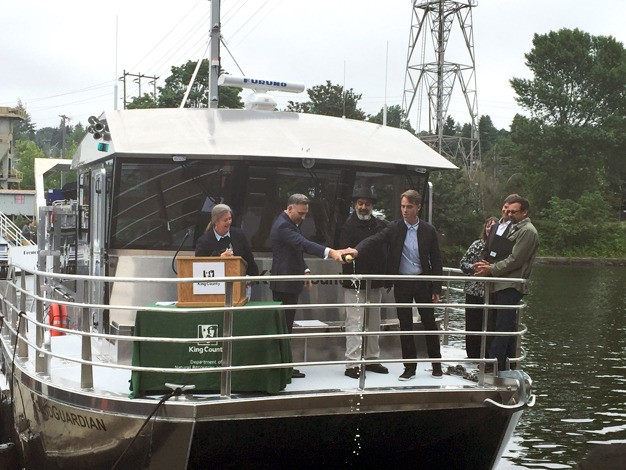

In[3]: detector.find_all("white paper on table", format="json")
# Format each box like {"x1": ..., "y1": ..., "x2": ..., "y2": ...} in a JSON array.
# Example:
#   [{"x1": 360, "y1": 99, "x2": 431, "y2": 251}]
[{"x1": 293, "y1": 320, "x2": 328, "y2": 327}]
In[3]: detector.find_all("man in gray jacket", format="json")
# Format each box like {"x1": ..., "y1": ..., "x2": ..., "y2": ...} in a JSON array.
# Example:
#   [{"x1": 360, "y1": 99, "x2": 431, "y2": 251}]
[{"x1": 474, "y1": 195, "x2": 539, "y2": 372}]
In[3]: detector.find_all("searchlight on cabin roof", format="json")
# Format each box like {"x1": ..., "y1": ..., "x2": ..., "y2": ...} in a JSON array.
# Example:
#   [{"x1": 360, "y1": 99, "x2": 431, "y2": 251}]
[{"x1": 218, "y1": 74, "x2": 305, "y2": 111}]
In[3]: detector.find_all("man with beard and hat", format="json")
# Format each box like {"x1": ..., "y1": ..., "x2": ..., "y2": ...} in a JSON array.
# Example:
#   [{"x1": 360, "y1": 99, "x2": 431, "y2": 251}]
[{"x1": 339, "y1": 187, "x2": 389, "y2": 379}]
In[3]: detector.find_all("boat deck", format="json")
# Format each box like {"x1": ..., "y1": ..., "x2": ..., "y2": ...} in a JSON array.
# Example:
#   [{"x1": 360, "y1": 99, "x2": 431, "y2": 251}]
[{"x1": 39, "y1": 333, "x2": 490, "y2": 401}]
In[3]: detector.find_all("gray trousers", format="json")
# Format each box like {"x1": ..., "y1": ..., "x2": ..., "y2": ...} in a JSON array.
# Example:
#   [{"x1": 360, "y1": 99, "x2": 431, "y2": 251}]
[{"x1": 344, "y1": 287, "x2": 383, "y2": 366}]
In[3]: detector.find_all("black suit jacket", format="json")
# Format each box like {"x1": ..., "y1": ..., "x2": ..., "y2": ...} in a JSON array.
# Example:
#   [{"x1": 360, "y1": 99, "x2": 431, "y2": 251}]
[
  {"x1": 339, "y1": 212, "x2": 388, "y2": 289},
  {"x1": 194, "y1": 227, "x2": 259, "y2": 276},
  {"x1": 355, "y1": 218, "x2": 443, "y2": 295},
  {"x1": 269, "y1": 211, "x2": 326, "y2": 294}
]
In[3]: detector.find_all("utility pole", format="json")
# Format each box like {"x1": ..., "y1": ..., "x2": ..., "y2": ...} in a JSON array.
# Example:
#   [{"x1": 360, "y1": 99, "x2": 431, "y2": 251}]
[
  {"x1": 402, "y1": 0, "x2": 480, "y2": 177},
  {"x1": 59, "y1": 114, "x2": 70, "y2": 158},
  {"x1": 118, "y1": 70, "x2": 159, "y2": 109}
]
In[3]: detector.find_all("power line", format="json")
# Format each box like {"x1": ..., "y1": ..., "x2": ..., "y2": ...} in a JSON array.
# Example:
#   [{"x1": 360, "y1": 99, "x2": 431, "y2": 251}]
[
  {"x1": 3, "y1": 81, "x2": 112, "y2": 105},
  {"x1": 128, "y1": 0, "x2": 205, "y2": 73}
]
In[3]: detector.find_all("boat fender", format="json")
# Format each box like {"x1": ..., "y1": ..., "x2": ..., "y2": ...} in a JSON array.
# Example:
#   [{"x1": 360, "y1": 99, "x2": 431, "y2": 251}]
[{"x1": 49, "y1": 304, "x2": 68, "y2": 336}]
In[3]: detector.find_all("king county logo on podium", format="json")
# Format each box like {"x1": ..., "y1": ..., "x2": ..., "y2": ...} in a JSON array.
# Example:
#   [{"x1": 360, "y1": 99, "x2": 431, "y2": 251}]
[{"x1": 197, "y1": 324, "x2": 219, "y2": 346}]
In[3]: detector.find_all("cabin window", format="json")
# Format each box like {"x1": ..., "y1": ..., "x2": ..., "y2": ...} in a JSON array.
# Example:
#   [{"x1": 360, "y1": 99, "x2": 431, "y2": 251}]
[
  {"x1": 237, "y1": 165, "x2": 343, "y2": 251},
  {"x1": 237, "y1": 165, "x2": 428, "y2": 252},
  {"x1": 110, "y1": 158, "x2": 428, "y2": 252},
  {"x1": 110, "y1": 160, "x2": 232, "y2": 250}
]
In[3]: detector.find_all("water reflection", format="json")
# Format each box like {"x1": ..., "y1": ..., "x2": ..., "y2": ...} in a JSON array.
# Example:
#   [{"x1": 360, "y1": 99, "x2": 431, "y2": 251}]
[{"x1": 497, "y1": 265, "x2": 626, "y2": 469}]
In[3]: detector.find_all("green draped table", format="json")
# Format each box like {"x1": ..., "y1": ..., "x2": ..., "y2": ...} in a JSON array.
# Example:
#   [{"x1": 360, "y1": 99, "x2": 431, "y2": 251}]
[{"x1": 130, "y1": 301, "x2": 292, "y2": 398}]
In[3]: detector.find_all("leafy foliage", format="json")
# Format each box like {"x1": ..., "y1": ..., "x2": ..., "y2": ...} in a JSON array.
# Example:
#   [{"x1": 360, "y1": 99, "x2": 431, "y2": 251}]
[
  {"x1": 511, "y1": 28, "x2": 626, "y2": 127},
  {"x1": 128, "y1": 60, "x2": 243, "y2": 109},
  {"x1": 286, "y1": 81, "x2": 367, "y2": 120},
  {"x1": 536, "y1": 191, "x2": 625, "y2": 257},
  {"x1": 15, "y1": 140, "x2": 45, "y2": 189},
  {"x1": 429, "y1": 170, "x2": 484, "y2": 264},
  {"x1": 12, "y1": 101, "x2": 36, "y2": 141},
  {"x1": 368, "y1": 104, "x2": 414, "y2": 132},
  {"x1": 509, "y1": 28, "x2": 625, "y2": 226}
]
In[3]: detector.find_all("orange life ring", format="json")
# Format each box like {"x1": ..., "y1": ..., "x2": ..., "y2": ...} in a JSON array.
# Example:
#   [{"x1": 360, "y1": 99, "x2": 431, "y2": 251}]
[{"x1": 49, "y1": 303, "x2": 68, "y2": 336}]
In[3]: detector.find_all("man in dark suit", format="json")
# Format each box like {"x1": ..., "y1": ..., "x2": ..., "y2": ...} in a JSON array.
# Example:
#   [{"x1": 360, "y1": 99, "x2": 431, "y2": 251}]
[
  {"x1": 270, "y1": 194, "x2": 349, "y2": 378},
  {"x1": 353, "y1": 189, "x2": 444, "y2": 380},
  {"x1": 195, "y1": 204, "x2": 259, "y2": 276}
]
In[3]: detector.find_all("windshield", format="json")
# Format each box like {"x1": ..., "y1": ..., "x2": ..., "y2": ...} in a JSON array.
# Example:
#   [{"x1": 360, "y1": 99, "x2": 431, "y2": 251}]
[{"x1": 109, "y1": 158, "x2": 429, "y2": 251}]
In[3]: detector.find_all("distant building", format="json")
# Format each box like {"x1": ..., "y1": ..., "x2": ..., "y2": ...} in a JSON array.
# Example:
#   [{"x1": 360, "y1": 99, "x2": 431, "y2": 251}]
[
  {"x1": 0, "y1": 189, "x2": 36, "y2": 219},
  {"x1": 0, "y1": 106, "x2": 26, "y2": 190}
]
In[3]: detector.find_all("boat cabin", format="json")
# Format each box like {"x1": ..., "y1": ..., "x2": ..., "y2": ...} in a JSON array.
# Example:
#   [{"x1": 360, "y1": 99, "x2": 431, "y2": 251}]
[{"x1": 47, "y1": 108, "x2": 456, "y2": 334}]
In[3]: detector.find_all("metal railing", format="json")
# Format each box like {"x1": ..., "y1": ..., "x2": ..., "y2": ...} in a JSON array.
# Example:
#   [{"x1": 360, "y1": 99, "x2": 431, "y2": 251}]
[
  {"x1": 0, "y1": 264, "x2": 527, "y2": 397},
  {"x1": 0, "y1": 211, "x2": 33, "y2": 246}
]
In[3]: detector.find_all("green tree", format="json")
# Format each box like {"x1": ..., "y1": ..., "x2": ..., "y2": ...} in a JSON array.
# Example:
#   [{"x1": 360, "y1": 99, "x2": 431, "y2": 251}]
[
  {"x1": 478, "y1": 115, "x2": 500, "y2": 154},
  {"x1": 12, "y1": 101, "x2": 36, "y2": 141},
  {"x1": 368, "y1": 104, "x2": 415, "y2": 132},
  {"x1": 537, "y1": 191, "x2": 625, "y2": 257},
  {"x1": 511, "y1": 28, "x2": 626, "y2": 127},
  {"x1": 509, "y1": 29, "x2": 626, "y2": 215},
  {"x1": 15, "y1": 140, "x2": 45, "y2": 189},
  {"x1": 34, "y1": 127, "x2": 59, "y2": 157},
  {"x1": 127, "y1": 93, "x2": 158, "y2": 109},
  {"x1": 429, "y1": 169, "x2": 483, "y2": 263},
  {"x1": 442, "y1": 115, "x2": 458, "y2": 136},
  {"x1": 128, "y1": 60, "x2": 243, "y2": 109},
  {"x1": 286, "y1": 81, "x2": 367, "y2": 120}
]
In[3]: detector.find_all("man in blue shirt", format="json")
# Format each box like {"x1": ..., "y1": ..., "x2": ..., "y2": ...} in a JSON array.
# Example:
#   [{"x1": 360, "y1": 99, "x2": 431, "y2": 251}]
[{"x1": 353, "y1": 190, "x2": 443, "y2": 380}]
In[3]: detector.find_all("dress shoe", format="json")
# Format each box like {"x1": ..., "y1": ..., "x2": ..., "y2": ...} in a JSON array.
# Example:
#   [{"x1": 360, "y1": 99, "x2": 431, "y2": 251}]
[
  {"x1": 398, "y1": 368, "x2": 416, "y2": 381},
  {"x1": 432, "y1": 364, "x2": 443, "y2": 378},
  {"x1": 344, "y1": 367, "x2": 363, "y2": 379},
  {"x1": 291, "y1": 369, "x2": 305, "y2": 378},
  {"x1": 365, "y1": 363, "x2": 389, "y2": 374}
]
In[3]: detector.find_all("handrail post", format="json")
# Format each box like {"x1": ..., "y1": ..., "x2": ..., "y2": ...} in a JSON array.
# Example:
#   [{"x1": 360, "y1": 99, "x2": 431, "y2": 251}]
[
  {"x1": 7, "y1": 270, "x2": 18, "y2": 338},
  {"x1": 35, "y1": 273, "x2": 47, "y2": 374},
  {"x1": 5, "y1": 267, "x2": 22, "y2": 355},
  {"x1": 513, "y1": 300, "x2": 523, "y2": 370},
  {"x1": 478, "y1": 282, "x2": 492, "y2": 386},
  {"x1": 17, "y1": 269, "x2": 29, "y2": 358},
  {"x1": 81, "y1": 279, "x2": 93, "y2": 389},
  {"x1": 0, "y1": 268, "x2": 8, "y2": 339},
  {"x1": 479, "y1": 282, "x2": 491, "y2": 360},
  {"x1": 358, "y1": 279, "x2": 371, "y2": 389},
  {"x1": 442, "y1": 275, "x2": 451, "y2": 346},
  {"x1": 220, "y1": 280, "x2": 233, "y2": 398}
]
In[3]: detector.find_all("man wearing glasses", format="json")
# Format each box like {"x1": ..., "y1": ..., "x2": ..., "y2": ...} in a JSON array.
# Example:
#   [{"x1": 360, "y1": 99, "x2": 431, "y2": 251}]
[{"x1": 473, "y1": 195, "x2": 539, "y2": 372}]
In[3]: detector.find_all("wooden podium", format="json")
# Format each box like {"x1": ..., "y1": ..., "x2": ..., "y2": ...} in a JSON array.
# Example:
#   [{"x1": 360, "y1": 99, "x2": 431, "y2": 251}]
[{"x1": 176, "y1": 256, "x2": 248, "y2": 307}]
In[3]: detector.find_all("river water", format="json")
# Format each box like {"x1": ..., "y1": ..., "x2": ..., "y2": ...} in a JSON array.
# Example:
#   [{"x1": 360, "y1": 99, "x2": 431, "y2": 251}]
[{"x1": 496, "y1": 264, "x2": 626, "y2": 468}]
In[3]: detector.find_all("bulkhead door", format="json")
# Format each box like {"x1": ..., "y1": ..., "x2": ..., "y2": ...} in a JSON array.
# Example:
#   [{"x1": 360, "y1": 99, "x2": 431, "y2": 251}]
[{"x1": 90, "y1": 167, "x2": 107, "y2": 332}]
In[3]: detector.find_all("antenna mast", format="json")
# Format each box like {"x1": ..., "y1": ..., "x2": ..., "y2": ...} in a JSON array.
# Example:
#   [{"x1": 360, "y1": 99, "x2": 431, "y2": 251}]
[
  {"x1": 402, "y1": 0, "x2": 480, "y2": 176},
  {"x1": 208, "y1": 0, "x2": 221, "y2": 108}
]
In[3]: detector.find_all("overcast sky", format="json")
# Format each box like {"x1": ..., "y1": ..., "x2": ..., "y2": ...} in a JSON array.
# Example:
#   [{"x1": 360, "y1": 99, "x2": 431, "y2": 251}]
[{"x1": 2, "y1": 0, "x2": 625, "y2": 132}]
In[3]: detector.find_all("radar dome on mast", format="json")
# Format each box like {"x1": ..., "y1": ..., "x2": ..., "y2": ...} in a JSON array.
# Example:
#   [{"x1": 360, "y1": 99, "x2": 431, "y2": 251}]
[{"x1": 218, "y1": 75, "x2": 305, "y2": 111}]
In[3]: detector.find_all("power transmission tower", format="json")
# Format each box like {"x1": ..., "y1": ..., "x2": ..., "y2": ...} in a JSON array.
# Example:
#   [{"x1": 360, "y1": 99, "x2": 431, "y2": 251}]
[
  {"x1": 118, "y1": 71, "x2": 159, "y2": 109},
  {"x1": 402, "y1": 0, "x2": 480, "y2": 175}
]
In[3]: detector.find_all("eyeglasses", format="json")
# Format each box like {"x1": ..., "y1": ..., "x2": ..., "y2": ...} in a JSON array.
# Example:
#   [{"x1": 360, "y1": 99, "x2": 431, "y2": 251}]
[{"x1": 507, "y1": 209, "x2": 522, "y2": 214}]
